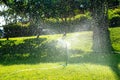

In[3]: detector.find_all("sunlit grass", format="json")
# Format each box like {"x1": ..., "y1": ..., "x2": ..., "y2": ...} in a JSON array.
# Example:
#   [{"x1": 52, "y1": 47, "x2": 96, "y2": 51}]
[{"x1": 0, "y1": 63, "x2": 119, "y2": 80}]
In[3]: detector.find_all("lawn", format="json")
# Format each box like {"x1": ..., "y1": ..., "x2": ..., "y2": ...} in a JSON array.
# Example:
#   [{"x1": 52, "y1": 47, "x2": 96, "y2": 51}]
[
  {"x1": 0, "y1": 62, "x2": 119, "y2": 80},
  {"x1": 0, "y1": 27, "x2": 120, "y2": 80}
]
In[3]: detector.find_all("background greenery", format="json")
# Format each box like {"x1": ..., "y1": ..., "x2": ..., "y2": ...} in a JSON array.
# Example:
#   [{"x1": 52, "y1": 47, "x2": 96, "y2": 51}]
[{"x1": 0, "y1": 0, "x2": 120, "y2": 80}]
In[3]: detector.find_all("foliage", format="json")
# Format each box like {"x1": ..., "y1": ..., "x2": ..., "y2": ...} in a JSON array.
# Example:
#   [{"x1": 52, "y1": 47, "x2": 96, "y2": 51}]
[
  {"x1": 0, "y1": 0, "x2": 94, "y2": 26},
  {"x1": 45, "y1": 13, "x2": 92, "y2": 33},
  {"x1": 110, "y1": 27, "x2": 120, "y2": 51},
  {"x1": 3, "y1": 23, "x2": 36, "y2": 37},
  {"x1": 108, "y1": 0, "x2": 120, "y2": 8},
  {"x1": 1, "y1": 0, "x2": 119, "y2": 21},
  {"x1": 108, "y1": 8, "x2": 120, "y2": 27}
]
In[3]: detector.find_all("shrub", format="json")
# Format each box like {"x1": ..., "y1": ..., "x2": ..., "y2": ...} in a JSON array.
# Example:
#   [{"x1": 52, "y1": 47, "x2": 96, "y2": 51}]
[
  {"x1": 3, "y1": 23, "x2": 36, "y2": 38},
  {"x1": 108, "y1": 8, "x2": 120, "y2": 27},
  {"x1": 110, "y1": 16, "x2": 120, "y2": 27}
]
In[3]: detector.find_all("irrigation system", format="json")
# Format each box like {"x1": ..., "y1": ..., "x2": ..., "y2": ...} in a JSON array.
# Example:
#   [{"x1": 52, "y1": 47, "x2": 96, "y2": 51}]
[{"x1": 62, "y1": 32, "x2": 69, "y2": 66}]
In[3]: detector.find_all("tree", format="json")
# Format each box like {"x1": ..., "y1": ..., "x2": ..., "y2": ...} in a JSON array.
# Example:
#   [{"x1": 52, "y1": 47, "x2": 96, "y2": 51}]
[
  {"x1": 90, "y1": 0, "x2": 113, "y2": 53},
  {"x1": 0, "y1": 0, "x2": 118, "y2": 53}
]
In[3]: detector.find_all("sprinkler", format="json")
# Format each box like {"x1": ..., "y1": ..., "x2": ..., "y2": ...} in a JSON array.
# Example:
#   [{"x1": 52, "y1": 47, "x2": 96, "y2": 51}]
[
  {"x1": 62, "y1": 32, "x2": 66, "y2": 39},
  {"x1": 62, "y1": 32, "x2": 68, "y2": 66}
]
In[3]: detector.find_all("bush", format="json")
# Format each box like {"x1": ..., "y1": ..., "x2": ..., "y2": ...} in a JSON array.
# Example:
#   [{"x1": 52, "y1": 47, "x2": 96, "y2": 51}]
[
  {"x1": 108, "y1": 8, "x2": 120, "y2": 27},
  {"x1": 110, "y1": 16, "x2": 120, "y2": 27},
  {"x1": 3, "y1": 23, "x2": 36, "y2": 38}
]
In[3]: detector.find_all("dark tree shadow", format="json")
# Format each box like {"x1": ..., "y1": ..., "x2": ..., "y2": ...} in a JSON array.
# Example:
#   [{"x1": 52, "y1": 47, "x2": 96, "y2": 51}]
[
  {"x1": 0, "y1": 38, "x2": 48, "y2": 65},
  {"x1": 0, "y1": 37, "x2": 81, "y2": 65}
]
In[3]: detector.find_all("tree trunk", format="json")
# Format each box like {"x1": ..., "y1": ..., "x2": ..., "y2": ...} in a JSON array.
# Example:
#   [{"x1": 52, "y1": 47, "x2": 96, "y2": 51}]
[
  {"x1": 91, "y1": 0, "x2": 113, "y2": 53},
  {"x1": 93, "y1": 25, "x2": 112, "y2": 53}
]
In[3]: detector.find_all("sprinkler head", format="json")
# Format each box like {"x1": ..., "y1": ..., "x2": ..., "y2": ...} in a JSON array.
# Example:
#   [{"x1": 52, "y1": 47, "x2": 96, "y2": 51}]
[
  {"x1": 61, "y1": 64, "x2": 67, "y2": 67},
  {"x1": 62, "y1": 32, "x2": 66, "y2": 39}
]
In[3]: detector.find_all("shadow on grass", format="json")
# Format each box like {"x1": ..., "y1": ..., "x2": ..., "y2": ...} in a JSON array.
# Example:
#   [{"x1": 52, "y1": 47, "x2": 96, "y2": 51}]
[
  {"x1": 0, "y1": 38, "x2": 54, "y2": 65},
  {"x1": 0, "y1": 37, "x2": 85, "y2": 65},
  {"x1": 0, "y1": 38, "x2": 120, "y2": 79}
]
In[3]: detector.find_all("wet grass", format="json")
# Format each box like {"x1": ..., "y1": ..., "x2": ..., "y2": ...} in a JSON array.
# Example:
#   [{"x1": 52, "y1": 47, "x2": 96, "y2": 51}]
[
  {"x1": 0, "y1": 62, "x2": 119, "y2": 80},
  {"x1": 0, "y1": 28, "x2": 120, "y2": 80}
]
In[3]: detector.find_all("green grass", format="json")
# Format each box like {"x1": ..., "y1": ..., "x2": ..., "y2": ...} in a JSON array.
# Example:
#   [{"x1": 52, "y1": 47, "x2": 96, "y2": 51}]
[
  {"x1": 0, "y1": 63, "x2": 119, "y2": 80},
  {"x1": 0, "y1": 27, "x2": 120, "y2": 80}
]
